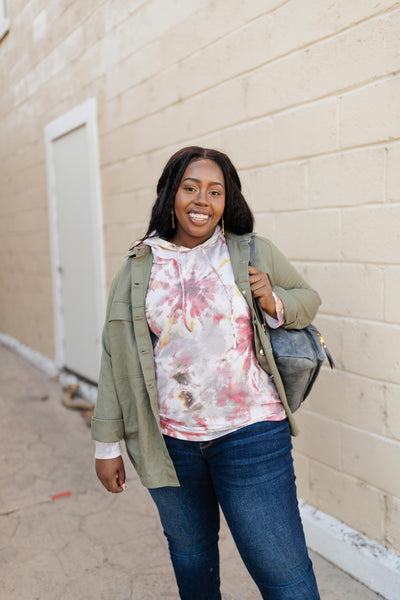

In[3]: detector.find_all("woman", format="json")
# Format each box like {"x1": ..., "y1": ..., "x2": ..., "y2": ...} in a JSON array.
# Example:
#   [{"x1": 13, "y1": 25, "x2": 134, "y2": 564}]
[{"x1": 92, "y1": 147, "x2": 321, "y2": 599}]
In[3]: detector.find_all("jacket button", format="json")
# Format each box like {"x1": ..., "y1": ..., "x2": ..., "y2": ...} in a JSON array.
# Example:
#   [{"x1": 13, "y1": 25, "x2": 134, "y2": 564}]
[
  {"x1": 242, "y1": 290, "x2": 246, "y2": 295},
  {"x1": 259, "y1": 349, "x2": 264, "y2": 355}
]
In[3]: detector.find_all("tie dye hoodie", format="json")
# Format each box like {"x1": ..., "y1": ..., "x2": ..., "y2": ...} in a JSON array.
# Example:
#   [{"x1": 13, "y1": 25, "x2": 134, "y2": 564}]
[{"x1": 143, "y1": 227, "x2": 286, "y2": 441}]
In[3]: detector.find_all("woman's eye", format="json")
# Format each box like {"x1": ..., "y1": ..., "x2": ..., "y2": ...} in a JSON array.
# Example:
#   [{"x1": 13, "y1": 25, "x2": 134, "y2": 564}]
[
  {"x1": 185, "y1": 186, "x2": 195, "y2": 192},
  {"x1": 210, "y1": 190, "x2": 220, "y2": 196}
]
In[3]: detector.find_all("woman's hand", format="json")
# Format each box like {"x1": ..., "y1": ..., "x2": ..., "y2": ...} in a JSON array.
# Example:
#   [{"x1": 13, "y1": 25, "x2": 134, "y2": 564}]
[
  {"x1": 95, "y1": 456, "x2": 126, "y2": 493},
  {"x1": 248, "y1": 266, "x2": 277, "y2": 319}
]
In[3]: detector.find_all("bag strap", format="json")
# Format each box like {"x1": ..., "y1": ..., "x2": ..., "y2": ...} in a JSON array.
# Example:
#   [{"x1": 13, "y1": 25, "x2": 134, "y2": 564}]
[
  {"x1": 249, "y1": 237, "x2": 335, "y2": 368},
  {"x1": 249, "y1": 235, "x2": 256, "y2": 268},
  {"x1": 248, "y1": 237, "x2": 268, "y2": 332}
]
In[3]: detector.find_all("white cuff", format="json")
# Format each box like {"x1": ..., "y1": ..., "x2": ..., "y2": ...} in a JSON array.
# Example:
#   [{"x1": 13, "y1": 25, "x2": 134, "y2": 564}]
[
  {"x1": 95, "y1": 441, "x2": 122, "y2": 459},
  {"x1": 263, "y1": 311, "x2": 279, "y2": 328},
  {"x1": 263, "y1": 292, "x2": 285, "y2": 329}
]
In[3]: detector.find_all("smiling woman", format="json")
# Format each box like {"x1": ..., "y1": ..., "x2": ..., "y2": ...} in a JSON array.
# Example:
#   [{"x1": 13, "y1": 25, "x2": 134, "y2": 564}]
[
  {"x1": 92, "y1": 146, "x2": 322, "y2": 600},
  {"x1": 141, "y1": 146, "x2": 255, "y2": 245}
]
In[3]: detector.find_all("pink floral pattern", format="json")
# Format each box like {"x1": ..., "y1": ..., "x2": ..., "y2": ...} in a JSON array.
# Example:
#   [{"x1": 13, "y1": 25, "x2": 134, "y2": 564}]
[{"x1": 143, "y1": 228, "x2": 286, "y2": 441}]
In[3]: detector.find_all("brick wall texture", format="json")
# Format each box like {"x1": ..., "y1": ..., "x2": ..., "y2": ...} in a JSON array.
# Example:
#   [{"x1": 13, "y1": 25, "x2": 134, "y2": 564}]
[{"x1": 1, "y1": 0, "x2": 399, "y2": 554}]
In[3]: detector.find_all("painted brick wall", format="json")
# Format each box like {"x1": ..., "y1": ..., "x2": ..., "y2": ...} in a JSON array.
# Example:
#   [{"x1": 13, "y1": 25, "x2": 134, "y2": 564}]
[{"x1": 0, "y1": 0, "x2": 399, "y2": 553}]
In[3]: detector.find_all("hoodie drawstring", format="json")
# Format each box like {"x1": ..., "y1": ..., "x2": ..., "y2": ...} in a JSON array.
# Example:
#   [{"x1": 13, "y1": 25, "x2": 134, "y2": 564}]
[
  {"x1": 201, "y1": 247, "x2": 237, "y2": 349},
  {"x1": 176, "y1": 247, "x2": 193, "y2": 333}
]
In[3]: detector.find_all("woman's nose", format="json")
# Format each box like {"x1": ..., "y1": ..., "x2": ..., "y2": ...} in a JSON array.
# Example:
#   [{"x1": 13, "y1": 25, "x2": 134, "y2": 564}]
[{"x1": 195, "y1": 189, "x2": 208, "y2": 204}]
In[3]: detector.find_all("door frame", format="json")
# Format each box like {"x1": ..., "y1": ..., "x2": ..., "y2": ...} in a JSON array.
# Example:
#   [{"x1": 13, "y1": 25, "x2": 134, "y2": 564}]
[{"x1": 44, "y1": 98, "x2": 106, "y2": 376}]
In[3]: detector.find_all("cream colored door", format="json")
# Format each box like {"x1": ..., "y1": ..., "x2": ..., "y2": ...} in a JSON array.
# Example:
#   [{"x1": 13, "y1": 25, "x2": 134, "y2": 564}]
[{"x1": 45, "y1": 100, "x2": 105, "y2": 383}]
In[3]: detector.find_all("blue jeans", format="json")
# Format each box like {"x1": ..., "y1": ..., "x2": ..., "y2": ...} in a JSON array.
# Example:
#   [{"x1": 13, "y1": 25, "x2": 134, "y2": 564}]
[{"x1": 149, "y1": 420, "x2": 320, "y2": 600}]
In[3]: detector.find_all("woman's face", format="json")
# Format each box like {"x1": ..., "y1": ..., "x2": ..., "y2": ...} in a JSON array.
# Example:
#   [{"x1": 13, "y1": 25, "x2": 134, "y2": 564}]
[{"x1": 172, "y1": 159, "x2": 225, "y2": 248}]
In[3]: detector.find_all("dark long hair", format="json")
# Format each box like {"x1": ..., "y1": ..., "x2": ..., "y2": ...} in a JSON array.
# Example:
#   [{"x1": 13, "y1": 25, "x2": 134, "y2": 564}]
[{"x1": 143, "y1": 146, "x2": 254, "y2": 241}]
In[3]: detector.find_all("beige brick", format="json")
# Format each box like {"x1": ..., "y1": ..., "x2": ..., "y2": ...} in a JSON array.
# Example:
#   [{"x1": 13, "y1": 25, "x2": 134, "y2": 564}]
[
  {"x1": 16, "y1": 163, "x2": 46, "y2": 193},
  {"x1": 152, "y1": 0, "x2": 280, "y2": 41},
  {"x1": 307, "y1": 461, "x2": 385, "y2": 542},
  {"x1": 103, "y1": 4, "x2": 152, "y2": 67},
  {"x1": 268, "y1": 0, "x2": 342, "y2": 58},
  {"x1": 240, "y1": 162, "x2": 307, "y2": 213},
  {"x1": 19, "y1": 230, "x2": 51, "y2": 255},
  {"x1": 253, "y1": 213, "x2": 277, "y2": 241},
  {"x1": 192, "y1": 131, "x2": 224, "y2": 154},
  {"x1": 104, "y1": 223, "x2": 145, "y2": 257},
  {"x1": 245, "y1": 53, "x2": 307, "y2": 119},
  {"x1": 130, "y1": 111, "x2": 171, "y2": 156},
  {"x1": 101, "y1": 156, "x2": 156, "y2": 196},
  {"x1": 341, "y1": 425, "x2": 400, "y2": 497},
  {"x1": 386, "y1": 142, "x2": 400, "y2": 202},
  {"x1": 159, "y1": 78, "x2": 247, "y2": 147},
  {"x1": 100, "y1": 1, "x2": 137, "y2": 35},
  {"x1": 13, "y1": 207, "x2": 48, "y2": 233},
  {"x1": 385, "y1": 494, "x2": 400, "y2": 553},
  {"x1": 26, "y1": 252, "x2": 52, "y2": 277},
  {"x1": 384, "y1": 266, "x2": 400, "y2": 324},
  {"x1": 385, "y1": 384, "x2": 400, "y2": 441},
  {"x1": 104, "y1": 40, "x2": 162, "y2": 100},
  {"x1": 308, "y1": 148, "x2": 385, "y2": 208},
  {"x1": 192, "y1": 78, "x2": 247, "y2": 136},
  {"x1": 100, "y1": 123, "x2": 137, "y2": 166},
  {"x1": 18, "y1": 185, "x2": 48, "y2": 213},
  {"x1": 0, "y1": 213, "x2": 15, "y2": 234},
  {"x1": 292, "y1": 452, "x2": 311, "y2": 500},
  {"x1": 340, "y1": 77, "x2": 400, "y2": 148},
  {"x1": 61, "y1": 25, "x2": 85, "y2": 64},
  {"x1": 122, "y1": 63, "x2": 181, "y2": 124},
  {"x1": 272, "y1": 98, "x2": 338, "y2": 161},
  {"x1": 176, "y1": 44, "x2": 226, "y2": 104},
  {"x1": 337, "y1": 319, "x2": 400, "y2": 384},
  {"x1": 75, "y1": 38, "x2": 114, "y2": 87},
  {"x1": 305, "y1": 368, "x2": 386, "y2": 436},
  {"x1": 304, "y1": 10, "x2": 400, "y2": 101},
  {"x1": 243, "y1": 0, "x2": 287, "y2": 21},
  {"x1": 247, "y1": 8, "x2": 400, "y2": 119},
  {"x1": 298, "y1": 262, "x2": 385, "y2": 321},
  {"x1": 342, "y1": 205, "x2": 400, "y2": 264},
  {"x1": 80, "y1": 4, "x2": 107, "y2": 45},
  {"x1": 337, "y1": 0, "x2": 399, "y2": 26},
  {"x1": 105, "y1": 255, "x2": 126, "y2": 289},
  {"x1": 220, "y1": 119, "x2": 272, "y2": 170},
  {"x1": 102, "y1": 189, "x2": 153, "y2": 227},
  {"x1": 179, "y1": 15, "x2": 273, "y2": 98},
  {"x1": 148, "y1": 1, "x2": 285, "y2": 103},
  {"x1": 272, "y1": 210, "x2": 341, "y2": 261},
  {"x1": 52, "y1": 1, "x2": 96, "y2": 49},
  {"x1": 104, "y1": 0, "x2": 203, "y2": 98},
  {"x1": 292, "y1": 411, "x2": 341, "y2": 470},
  {"x1": 311, "y1": 314, "x2": 343, "y2": 372}
]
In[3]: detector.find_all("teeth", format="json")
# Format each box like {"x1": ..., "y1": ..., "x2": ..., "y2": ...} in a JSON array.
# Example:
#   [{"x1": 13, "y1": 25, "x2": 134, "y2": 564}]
[{"x1": 189, "y1": 213, "x2": 209, "y2": 221}]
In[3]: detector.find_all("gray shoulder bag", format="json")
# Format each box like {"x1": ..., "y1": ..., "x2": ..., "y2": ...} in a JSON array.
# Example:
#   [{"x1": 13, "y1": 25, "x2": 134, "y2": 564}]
[{"x1": 249, "y1": 237, "x2": 334, "y2": 412}]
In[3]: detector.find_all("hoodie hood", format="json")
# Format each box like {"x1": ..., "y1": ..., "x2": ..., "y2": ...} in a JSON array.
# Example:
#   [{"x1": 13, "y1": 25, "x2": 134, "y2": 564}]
[
  {"x1": 143, "y1": 225, "x2": 223, "y2": 256},
  {"x1": 143, "y1": 226, "x2": 234, "y2": 338}
]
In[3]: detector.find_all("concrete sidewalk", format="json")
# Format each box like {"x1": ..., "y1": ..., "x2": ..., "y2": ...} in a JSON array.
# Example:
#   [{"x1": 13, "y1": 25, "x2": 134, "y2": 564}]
[{"x1": 0, "y1": 343, "x2": 384, "y2": 600}]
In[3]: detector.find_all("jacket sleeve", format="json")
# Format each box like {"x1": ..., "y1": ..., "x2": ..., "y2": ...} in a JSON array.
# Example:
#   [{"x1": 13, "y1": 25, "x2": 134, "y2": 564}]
[
  {"x1": 91, "y1": 275, "x2": 125, "y2": 442},
  {"x1": 260, "y1": 238, "x2": 321, "y2": 330}
]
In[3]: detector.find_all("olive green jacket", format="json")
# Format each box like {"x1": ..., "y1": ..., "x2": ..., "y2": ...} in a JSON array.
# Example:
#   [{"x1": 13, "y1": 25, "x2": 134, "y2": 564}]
[{"x1": 91, "y1": 233, "x2": 321, "y2": 488}]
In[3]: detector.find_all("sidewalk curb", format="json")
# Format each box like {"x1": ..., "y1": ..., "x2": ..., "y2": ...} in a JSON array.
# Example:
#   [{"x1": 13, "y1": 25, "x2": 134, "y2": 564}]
[{"x1": 300, "y1": 500, "x2": 400, "y2": 600}]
